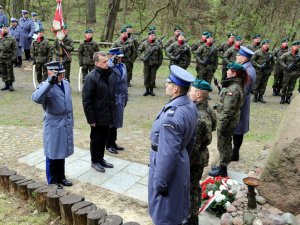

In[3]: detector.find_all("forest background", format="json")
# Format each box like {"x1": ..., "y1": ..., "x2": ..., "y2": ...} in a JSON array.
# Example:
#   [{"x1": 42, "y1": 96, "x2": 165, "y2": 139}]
[{"x1": 1, "y1": 0, "x2": 299, "y2": 48}]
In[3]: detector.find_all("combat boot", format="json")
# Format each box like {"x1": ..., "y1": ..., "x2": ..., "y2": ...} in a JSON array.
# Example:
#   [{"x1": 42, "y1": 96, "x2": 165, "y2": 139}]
[
  {"x1": 149, "y1": 87, "x2": 155, "y2": 96},
  {"x1": 280, "y1": 96, "x2": 285, "y2": 104},
  {"x1": 276, "y1": 88, "x2": 281, "y2": 96},
  {"x1": 1, "y1": 82, "x2": 9, "y2": 91},
  {"x1": 17, "y1": 56, "x2": 22, "y2": 68},
  {"x1": 272, "y1": 88, "x2": 276, "y2": 96},
  {"x1": 231, "y1": 147, "x2": 239, "y2": 161},
  {"x1": 143, "y1": 87, "x2": 150, "y2": 96},
  {"x1": 253, "y1": 94, "x2": 258, "y2": 102},
  {"x1": 285, "y1": 96, "x2": 291, "y2": 104},
  {"x1": 258, "y1": 94, "x2": 266, "y2": 103},
  {"x1": 8, "y1": 82, "x2": 14, "y2": 92},
  {"x1": 209, "y1": 165, "x2": 227, "y2": 177}
]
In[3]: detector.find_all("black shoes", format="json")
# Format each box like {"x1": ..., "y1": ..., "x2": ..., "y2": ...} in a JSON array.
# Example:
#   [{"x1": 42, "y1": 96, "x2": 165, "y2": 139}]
[
  {"x1": 1, "y1": 82, "x2": 9, "y2": 91},
  {"x1": 143, "y1": 87, "x2": 150, "y2": 96},
  {"x1": 258, "y1": 95, "x2": 266, "y2": 103},
  {"x1": 106, "y1": 147, "x2": 118, "y2": 154},
  {"x1": 208, "y1": 165, "x2": 228, "y2": 177},
  {"x1": 149, "y1": 87, "x2": 155, "y2": 96},
  {"x1": 100, "y1": 159, "x2": 114, "y2": 168},
  {"x1": 60, "y1": 178, "x2": 73, "y2": 186},
  {"x1": 91, "y1": 163, "x2": 105, "y2": 173},
  {"x1": 113, "y1": 144, "x2": 124, "y2": 151}
]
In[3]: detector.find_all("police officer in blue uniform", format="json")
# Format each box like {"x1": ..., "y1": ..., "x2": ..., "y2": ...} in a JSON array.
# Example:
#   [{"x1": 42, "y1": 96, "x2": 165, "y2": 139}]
[
  {"x1": 9, "y1": 18, "x2": 23, "y2": 67},
  {"x1": 32, "y1": 61, "x2": 74, "y2": 188},
  {"x1": 31, "y1": 12, "x2": 43, "y2": 32},
  {"x1": 148, "y1": 65, "x2": 198, "y2": 225},
  {"x1": 19, "y1": 10, "x2": 35, "y2": 60}
]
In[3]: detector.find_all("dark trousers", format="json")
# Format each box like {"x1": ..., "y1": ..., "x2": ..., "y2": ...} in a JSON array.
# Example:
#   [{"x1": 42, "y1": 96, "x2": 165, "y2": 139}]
[
  {"x1": 90, "y1": 125, "x2": 109, "y2": 163},
  {"x1": 24, "y1": 49, "x2": 31, "y2": 60},
  {"x1": 106, "y1": 127, "x2": 117, "y2": 148},
  {"x1": 233, "y1": 134, "x2": 244, "y2": 150},
  {"x1": 63, "y1": 61, "x2": 71, "y2": 82},
  {"x1": 46, "y1": 157, "x2": 65, "y2": 184}
]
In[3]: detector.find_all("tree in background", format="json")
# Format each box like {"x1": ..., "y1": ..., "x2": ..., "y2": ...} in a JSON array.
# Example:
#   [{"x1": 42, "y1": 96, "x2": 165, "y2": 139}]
[
  {"x1": 102, "y1": 0, "x2": 121, "y2": 42},
  {"x1": 86, "y1": 0, "x2": 96, "y2": 24}
]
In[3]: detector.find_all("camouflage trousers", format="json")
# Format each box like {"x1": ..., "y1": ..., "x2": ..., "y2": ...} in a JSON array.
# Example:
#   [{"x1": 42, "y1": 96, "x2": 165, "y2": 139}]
[
  {"x1": 187, "y1": 165, "x2": 204, "y2": 225},
  {"x1": 280, "y1": 71, "x2": 300, "y2": 96},
  {"x1": 35, "y1": 63, "x2": 48, "y2": 83},
  {"x1": 124, "y1": 62, "x2": 133, "y2": 84},
  {"x1": 169, "y1": 61, "x2": 189, "y2": 70},
  {"x1": 272, "y1": 65, "x2": 284, "y2": 89},
  {"x1": 143, "y1": 63, "x2": 158, "y2": 88},
  {"x1": 252, "y1": 71, "x2": 271, "y2": 95},
  {"x1": 63, "y1": 61, "x2": 71, "y2": 82},
  {"x1": 82, "y1": 64, "x2": 94, "y2": 83},
  {"x1": 0, "y1": 60, "x2": 15, "y2": 83},
  {"x1": 217, "y1": 127, "x2": 235, "y2": 166},
  {"x1": 196, "y1": 66, "x2": 214, "y2": 84},
  {"x1": 221, "y1": 64, "x2": 227, "y2": 81}
]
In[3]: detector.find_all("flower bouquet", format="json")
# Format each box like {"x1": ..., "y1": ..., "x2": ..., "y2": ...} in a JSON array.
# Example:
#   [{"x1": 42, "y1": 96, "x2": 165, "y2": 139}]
[{"x1": 199, "y1": 176, "x2": 240, "y2": 217}]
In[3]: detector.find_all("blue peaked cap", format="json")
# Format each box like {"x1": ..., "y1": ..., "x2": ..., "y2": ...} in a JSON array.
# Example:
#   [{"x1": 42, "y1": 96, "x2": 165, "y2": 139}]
[
  {"x1": 239, "y1": 46, "x2": 254, "y2": 59},
  {"x1": 166, "y1": 65, "x2": 195, "y2": 87},
  {"x1": 44, "y1": 61, "x2": 65, "y2": 73},
  {"x1": 108, "y1": 47, "x2": 124, "y2": 57}
]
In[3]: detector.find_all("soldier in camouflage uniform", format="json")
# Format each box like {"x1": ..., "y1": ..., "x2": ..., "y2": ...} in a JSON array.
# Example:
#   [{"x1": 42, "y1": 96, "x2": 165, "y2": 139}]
[
  {"x1": 53, "y1": 24, "x2": 74, "y2": 82},
  {"x1": 218, "y1": 33, "x2": 235, "y2": 81},
  {"x1": 0, "y1": 24, "x2": 17, "y2": 91},
  {"x1": 223, "y1": 36, "x2": 242, "y2": 68},
  {"x1": 272, "y1": 38, "x2": 289, "y2": 96},
  {"x1": 184, "y1": 79, "x2": 216, "y2": 225},
  {"x1": 166, "y1": 33, "x2": 191, "y2": 69},
  {"x1": 279, "y1": 41, "x2": 300, "y2": 104},
  {"x1": 163, "y1": 25, "x2": 181, "y2": 50},
  {"x1": 30, "y1": 28, "x2": 52, "y2": 83},
  {"x1": 195, "y1": 33, "x2": 218, "y2": 84},
  {"x1": 251, "y1": 39, "x2": 275, "y2": 103},
  {"x1": 137, "y1": 30, "x2": 163, "y2": 96},
  {"x1": 208, "y1": 63, "x2": 246, "y2": 177},
  {"x1": 247, "y1": 34, "x2": 261, "y2": 52},
  {"x1": 112, "y1": 27, "x2": 136, "y2": 87},
  {"x1": 191, "y1": 31, "x2": 209, "y2": 55},
  {"x1": 78, "y1": 29, "x2": 99, "y2": 83}
]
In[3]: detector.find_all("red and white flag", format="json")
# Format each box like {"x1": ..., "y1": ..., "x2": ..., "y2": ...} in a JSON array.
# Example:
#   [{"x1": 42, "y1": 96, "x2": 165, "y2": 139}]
[{"x1": 52, "y1": 0, "x2": 64, "y2": 31}]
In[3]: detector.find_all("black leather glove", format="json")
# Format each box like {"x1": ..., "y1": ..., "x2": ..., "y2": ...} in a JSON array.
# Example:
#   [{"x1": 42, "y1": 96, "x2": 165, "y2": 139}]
[{"x1": 48, "y1": 76, "x2": 58, "y2": 85}]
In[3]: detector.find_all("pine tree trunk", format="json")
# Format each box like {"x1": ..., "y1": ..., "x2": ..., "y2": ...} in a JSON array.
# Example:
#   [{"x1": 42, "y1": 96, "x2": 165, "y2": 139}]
[{"x1": 12, "y1": 0, "x2": 24, "y2": 18}]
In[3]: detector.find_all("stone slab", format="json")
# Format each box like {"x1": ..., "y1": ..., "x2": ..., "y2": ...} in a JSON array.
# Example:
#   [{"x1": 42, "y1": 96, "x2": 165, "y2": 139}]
[
  {"x1": 124, "y1": 183, "x2": 148, "y2": 202},
  {"x1": 122, "y1": 162, "x2": 149, "y2": 177},
  {"x1": 228, "y1": 170, "x2": 248, "y2": 185},
  {"x1": 77, "y1": 169, "x2": 112, "y2": 186},
  {"x1": 35, "y1": 160, "x2": 45, "y2": 170},
  {"x1": 18, "y1": 149, "x2": 44, "y2": 166},
  {"x1": 65, "y1": 147, "x2": 89, "y2": 164},
  {"x1": 138, "y1": 175, "x2": 148, "y2": 186},
  {"x1": 103, "y1": 157, "x2": 131, "y2": 175},
  {"x1": 65, "y1": 159, "x2": 91, "y2": 178},
  {"x1": 198, "y1": 211, "x2": 221, "y2": 225}
]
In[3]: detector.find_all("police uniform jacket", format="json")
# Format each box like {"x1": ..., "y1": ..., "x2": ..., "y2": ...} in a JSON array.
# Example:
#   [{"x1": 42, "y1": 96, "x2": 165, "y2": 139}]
[
  {"x1": 32, "y1": 79, "x2": 74, "y2": 159},
  {"x1": 9, "y1": 25, "x2": 22, "y2": 56},
  {"x1": 148, "y1": 95, "x2": 198, "y2": 225},
  {"x1": 19, "y1": 17, "x2": 35, "y2": 50},
  {"x1": 234, "y1": 61, "x2": 256, "y2": 135},
  {"x1": 0, "y1": 13, "x2": 8, "y2": 25}
]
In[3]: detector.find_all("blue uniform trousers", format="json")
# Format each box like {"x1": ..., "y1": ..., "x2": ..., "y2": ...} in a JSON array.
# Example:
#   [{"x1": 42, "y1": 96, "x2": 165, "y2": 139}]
[{"x1": 46, "y1": 157, "x2": 66, "y2": 184}]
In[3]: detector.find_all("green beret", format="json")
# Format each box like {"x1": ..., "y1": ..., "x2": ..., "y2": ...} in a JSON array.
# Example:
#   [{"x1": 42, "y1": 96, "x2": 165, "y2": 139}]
[
  {"x1": 37, "y1": 28, "x2": 44, "y2": 33},
  {"x1": 205, "y1": 33, "x2": 213, "y2": 38},
  {"x1": 202, "y1": 31, "x2": 209, "y2": 35},
  {"x1": 149, "y1": 26, "x2": 156, "y2": 31},
  {"x1": 227, "y1": 62, "x2": 245, "y2": 71},
  {"x1": 120, "y1": 27, "x2": 127, "y2": 33},
  {"x1": 252, "y1": 34, "x2": 261, "y2": 39},
  {"x1": 85, "y1": 28, "x2": 93, "y2": 33},
  {"x1": 281, "y1": 38, "x2": 289, "y2": 43},
  {"x1": 192, "y1": 79, "x2": 212, "y2": 92},
  {"x1": 261, "y1": 39, "x2": 270, "y2": 45},
  {"x1": 148, "y1": 30, "x2": 156, "y2": 35},
  {"x1": 292, "y1": 41, "x2": 300, "y2": 46},
  {"x1": 236, "y1": 36, "x2": 242, "y2": 41},
  {"x1": 0, "y1": 23, "x2": 8, "y2": 28},
  {"x1": 227, "y1": 33, "x2": 236, "y2": 38},
  {"x1": 126, "y1": 24, "x2": 133, "y2": 28},
  {"x1": 62, "y1": 24, "x2": 68, "y2": 29},
  {"x1": 174, "y1": 26, "x2": 182, "y2": 31}
]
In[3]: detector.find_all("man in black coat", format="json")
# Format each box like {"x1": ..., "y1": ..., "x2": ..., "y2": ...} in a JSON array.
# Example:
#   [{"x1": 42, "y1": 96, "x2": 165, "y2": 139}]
[{"x1": 82, "y1": 51, "x2": 115, "y2": 173}]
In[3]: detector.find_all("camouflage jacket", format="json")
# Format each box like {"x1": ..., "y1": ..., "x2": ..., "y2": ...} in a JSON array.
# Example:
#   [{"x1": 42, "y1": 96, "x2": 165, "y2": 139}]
[
  {"x1": 216, "y1": 77, "x2": 244, "y2": 132},
  {"x1": 251, "y1": 49, "x2": 275, "y2": 73},
  {"x1": 191, "y1": 40, "x2": 205, "y2": 55},
  {"x1": 112, "y1": 39, "x2": 136, "y2": 64},
  {"x1": 223, "y1": 45, "x2": 240, "y2": 65},
  {"x1": 137, "y1": 40, "x2": 163, "y2": 66},
  {"x1": 0, "y1": 35, "x2": 17, "y2": 61},
  {"x1": 164, "y1": 36, "x2": 177, "y2": 50},
  {"x1": 53, "y1": 35, "x2": 74, "y2": 62},
  {"x1": 218, "y1": 42, "x2": 233, "y2": 60},
  {"x1": 195, "y1": 44, "x2": 218, "y2": 71},
  {"x1": 279, "y1": 51, "x2": 300, "y2": 74},
  {"x1": 274, "y1": 46, "x2": 289, "y2": 65},
  {"x1": 247, "y1": 44, "x2": 260, "y2": 53},
  {"x1": 190, "y1": 100, "x2": 216, "y2": 166},
  {"x1": 30, "y1": 38, "x2": 52, "y2": 64},
  {"x1": 78, "y1": 40, "x2": 99, "y2": 66},
  {"x1": 166, "y1": 42, "x2": 191, "y2": 69}
]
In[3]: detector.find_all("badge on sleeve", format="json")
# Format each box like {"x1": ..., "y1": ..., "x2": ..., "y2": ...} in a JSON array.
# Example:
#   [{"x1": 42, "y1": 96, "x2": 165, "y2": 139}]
[
  {"x1": 167, "y1": 106, "x2": 177, "y2": 117},
  {"x1": 163, "y1": 122, "x2": 175, "y2": 130}
]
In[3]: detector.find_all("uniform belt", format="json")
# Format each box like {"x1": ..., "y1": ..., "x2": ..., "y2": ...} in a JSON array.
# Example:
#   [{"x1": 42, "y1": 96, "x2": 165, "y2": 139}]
[{"x1": 151, "y1": 144, "x2": 158, "y2": 152}]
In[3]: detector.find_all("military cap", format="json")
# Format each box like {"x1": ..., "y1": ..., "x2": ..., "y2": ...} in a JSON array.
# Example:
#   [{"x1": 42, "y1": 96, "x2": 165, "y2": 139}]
[
  {"x1": 37, "y1": 28, "x2": 44, "y2": 33},
  {"x1": 120, "y1": 27, "x2": 127, "y2": 33},
  {"x1": 252, "y1": 34, "x2": 261, "y2": 39},
  {"x1": 238, "y1": 46, "x2": 254, "y2": 58},
  {"x1": 281, "y1": 38, "x2": 289, "y2": 43},
  {"x1": 166, "y1": 65, "x2": 195, "y2": 87},
  {"x1": 149, "y1": 26, "x2": 156, "y2": 31},
  {"x1": 192, "y1": 79, "x2": 212, "y2": 92},
  {"x1": 108, "y1": 47, "x2": 124, "y2": 57},
  {"x1": 202, "y1": 31, "x2": 209, "y2": 35},
  {"x1": 31, "y1": 12, "x2": 38, "y2": 16},
  {"x1": 227, "y1": 62, "x2": 245, "y2": 71},
  {"x1": 62, "y1": 24, "x2": 68, "y2": 29},
  {"x1": 261, "y1": 39, "x2": 270, "y2": 45},
  {"x1": 10, "y1": 18, "x2": 18, "y2": 23},
  {"x1": 45, "y1": 61, "x2": 65, "y2": 73},
  {"x1": 148, "y1": 30, "x2": 156, "y2": 35},
  {"x1": 21, "y1": 10, "x2": 29, "y2": 15},
  {"x1": 85, "y1": 28, "x2": 93, "y2": 33},
  {"x1": 0, "y1": 23, "x2": 8, "y2": 28},
  {"x1": 236, "y1": 36, "x2": 242, "y2": 41},
  {"x1": 292, "y1": 41, "x2": 300, "y2": 46},
  {"x1": 205, "y1": 33, "x2": 213, "y2": 38},
  {"x1": 126, "y1": 24, "x2": 133, "y2": 28},
  {"x1": 0, "y1": 5, "x2": 3, "y2": 9},
  {"x1": 227, "y1": 33, "x2": 236, "y2": 38},
  {"x1": 174, "y1": 26, "x2": 182, "y2": 31}
]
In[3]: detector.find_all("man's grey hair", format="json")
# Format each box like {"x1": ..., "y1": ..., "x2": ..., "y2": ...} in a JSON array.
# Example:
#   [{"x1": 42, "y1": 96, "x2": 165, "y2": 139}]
[{"x1": 93, "y1": 51, "x2": 107, "y2": 62}]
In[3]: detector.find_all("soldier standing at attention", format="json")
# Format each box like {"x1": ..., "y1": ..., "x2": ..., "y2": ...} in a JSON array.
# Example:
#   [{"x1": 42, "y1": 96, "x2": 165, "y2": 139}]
[
  {"x1": 208, "y1": 63, "x2": 248, "y2": 177},
  {"x1": 279, "y1": 41, "x2": 300, "y2": 104},
  {"x1": 78, "y1": 29, "x2": 99, "y2": 83},
  {"x1": 0, "y1": 24, "x2": 17, "y2": 91},
  {"x1": 53, "y1": 24, "x2": 74, "y2": 82},
  {"x1": 137, "y1": 30, "x2": 163, "y2": 96},
  {"x1": 9, "y1": 18, "x2": 23, "y2": 67},
  {"x1": 164, "y1": 25, "x2": 182, "y2": 50},
  {"x1": 19, "y1": 10, "x2": 35, "y2": 61},
  {"x1": 31, "y1": 28, "x2": 52, "y2": 83},
  {"x1": 148, "y1": 65, "x2": 197, "y2": 225},
  {"x1": 112, "y1": 27, "x2": 136, "y2": 87},
  {"x1": 184, "y1": 79, "x2": 216, "y2": 225},
  {"x1": 191, "y1": 31, "x2": 209, "y2": 55},
  {"x1": 247, "y1": 34, "x2": 261, "y2": 52},
  {"x1": 218, "y1": 33, "x2": 236, "y2": 81},
  {"x1": 223, "y1": 36, "x2": 243, "y2": 67},
  {"x1": 272, "y1": 38, "x2": 289, "y2": 96},
  {"x1": 166, "y1": 32, "x2": 191, "y2": 69},
  {"x1": 251, "y1": 39, "x2": 274, "y2": 103},
  {"x1": 195, "y1": 33, "x2": 218, "y2": 84}
]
